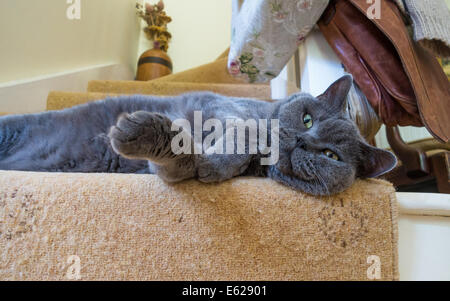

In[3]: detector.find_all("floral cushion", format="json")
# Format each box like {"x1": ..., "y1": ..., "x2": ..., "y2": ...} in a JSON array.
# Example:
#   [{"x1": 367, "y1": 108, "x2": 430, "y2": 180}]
[{"x1": 228, "y1": 0, "x2": 329, "y2": 83}]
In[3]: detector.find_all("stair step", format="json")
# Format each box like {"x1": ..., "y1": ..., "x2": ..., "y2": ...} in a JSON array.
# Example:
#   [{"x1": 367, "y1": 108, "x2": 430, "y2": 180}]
[
  {"x1": 87, "y1": 81, "x2": 271, "y2": 99},
  {"x1": 46, "y1": 91, "x2": 119, "y2": 111},
  {"x1": 47, "y1": 87, "x2": 273, "y2": 111},
  {"x1": 148, "y1": 58, "x2": 248, "y2": 84}
]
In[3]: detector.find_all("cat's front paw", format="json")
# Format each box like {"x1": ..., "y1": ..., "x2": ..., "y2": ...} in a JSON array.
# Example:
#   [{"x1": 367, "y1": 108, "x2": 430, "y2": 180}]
[{"x1": 109, "y1": 111, "x2": 175, "y2": 160}]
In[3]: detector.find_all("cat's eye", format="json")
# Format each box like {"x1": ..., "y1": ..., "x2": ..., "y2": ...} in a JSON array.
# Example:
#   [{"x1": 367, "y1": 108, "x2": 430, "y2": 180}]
[
  {"x1": 324, "y1": 149, "x2": 339, "y2": 161},
  {"x1": 303, "y1": 113, "x2": 313, "y2": 129}
]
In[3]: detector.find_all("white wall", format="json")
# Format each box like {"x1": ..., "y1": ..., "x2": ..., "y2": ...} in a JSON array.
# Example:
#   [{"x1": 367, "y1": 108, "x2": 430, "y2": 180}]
[
  {"x1": 0, "y1": 64, "x2": 133, "y2": 113},
  {"x1": 137, "y1": 0, "x2": 232, "y2": 73},
  {"x1": 0, "y1": 0, "x2": 141, "y2": 84}
]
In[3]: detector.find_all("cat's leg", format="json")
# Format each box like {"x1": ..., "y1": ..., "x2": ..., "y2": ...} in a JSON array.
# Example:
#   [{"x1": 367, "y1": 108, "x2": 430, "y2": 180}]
[
  {"x1": 108, "y1": 111, "x2": 197, "y2": 182},
  {"x1": 196, "y1": 153, "x2": 252, "y2": 183},
  {"x1": 196, "y1": 130, "x2": 253, "y2": 183},
  {"x1": 109, "y1": 111, "x2": 254, "y2": 183}
]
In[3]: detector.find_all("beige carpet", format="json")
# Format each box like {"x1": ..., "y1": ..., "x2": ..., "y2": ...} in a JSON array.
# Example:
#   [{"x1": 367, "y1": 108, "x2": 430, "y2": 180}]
[
  {"x1": 150, "y1": 58, "x2": 248, "y2": 84},
  {"x1": 46, "y1": 88, "x2": 272, "y2": 112},
  {"x1": 0, "y1": 171, "x2": 399, "y2": 280},
  {"x1": 46, "y1": 92, "x2": 120, "y2": 111},
  {"x1": 86, "y1": 81, "x2": 271, "y2": 99}
]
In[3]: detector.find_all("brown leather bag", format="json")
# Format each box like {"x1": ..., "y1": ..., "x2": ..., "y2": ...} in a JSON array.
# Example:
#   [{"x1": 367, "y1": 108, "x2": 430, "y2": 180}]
[{"x1": 318, "y1": 0, "x2": 450, "y2": 143}]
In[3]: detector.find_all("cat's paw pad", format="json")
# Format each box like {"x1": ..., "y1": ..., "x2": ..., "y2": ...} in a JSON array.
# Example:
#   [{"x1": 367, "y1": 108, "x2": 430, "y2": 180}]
[{"x1": 108, "y1": 111, "x2": 172, "y2": 159}]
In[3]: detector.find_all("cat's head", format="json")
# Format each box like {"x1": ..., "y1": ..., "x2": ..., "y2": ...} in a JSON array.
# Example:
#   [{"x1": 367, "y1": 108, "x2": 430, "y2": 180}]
[{"x1": 269, "y1": 75, "x2": 396, "y2": 195}]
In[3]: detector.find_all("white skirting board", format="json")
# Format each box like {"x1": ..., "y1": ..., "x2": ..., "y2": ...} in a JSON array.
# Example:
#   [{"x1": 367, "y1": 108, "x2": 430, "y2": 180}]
[
  {"x1": 397, "y1": 193, "x2": 450, "y2": 281},
  {"x1": 0, "y1": 63, "x2": 134, "y2": 114},
  {"x1": 397, "y1": 193, "x2": 450, "y2": 217}
]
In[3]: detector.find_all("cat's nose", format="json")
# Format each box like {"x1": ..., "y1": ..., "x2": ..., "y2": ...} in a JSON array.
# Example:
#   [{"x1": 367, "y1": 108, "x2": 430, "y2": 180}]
[{"x1": 296, "y1": 137, "x2": 307, "y2": 150}]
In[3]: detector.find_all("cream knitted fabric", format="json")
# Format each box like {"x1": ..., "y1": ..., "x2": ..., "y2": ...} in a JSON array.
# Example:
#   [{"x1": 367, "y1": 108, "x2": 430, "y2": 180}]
[{"x1": 396, "y1": 0, "x2": 450, "y2": 58}]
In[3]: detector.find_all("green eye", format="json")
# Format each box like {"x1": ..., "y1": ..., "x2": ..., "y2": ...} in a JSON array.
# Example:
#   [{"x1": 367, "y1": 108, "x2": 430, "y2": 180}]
[
  {"x1": 303, "y1": 113, "x2": 313, "y2": 129},
  {"x1": 324, "y1": 149, "x2": 339, "y2": 161}
]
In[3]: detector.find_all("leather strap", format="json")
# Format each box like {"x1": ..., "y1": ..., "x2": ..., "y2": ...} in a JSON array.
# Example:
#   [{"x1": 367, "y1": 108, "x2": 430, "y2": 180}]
[
  {"x1": 318, "y1": 1, "x2": 423, "y2": 128},
  {"x1": 349, "y1": 0, "x2": 450, "y2": 143}
]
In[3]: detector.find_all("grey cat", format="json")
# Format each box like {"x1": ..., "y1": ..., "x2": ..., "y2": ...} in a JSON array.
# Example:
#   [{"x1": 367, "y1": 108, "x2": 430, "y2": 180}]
[{"x1": 0, "y1": 75, "x2": 396, "y2": 195}]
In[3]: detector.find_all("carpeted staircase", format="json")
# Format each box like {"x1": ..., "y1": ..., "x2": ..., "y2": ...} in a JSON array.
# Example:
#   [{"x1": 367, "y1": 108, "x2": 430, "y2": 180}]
[{"x1": 46, "y1": 55, "x2": 272, "y2": 111}]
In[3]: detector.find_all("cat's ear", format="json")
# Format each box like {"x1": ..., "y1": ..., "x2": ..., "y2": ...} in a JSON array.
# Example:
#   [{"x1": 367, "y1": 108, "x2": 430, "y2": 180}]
[
  {"x1": 317, "y1": 75, "x2": 353, "y2": 112},
  {"x1": 357, "y1": 142, "x2": 397, "y2": 178}
]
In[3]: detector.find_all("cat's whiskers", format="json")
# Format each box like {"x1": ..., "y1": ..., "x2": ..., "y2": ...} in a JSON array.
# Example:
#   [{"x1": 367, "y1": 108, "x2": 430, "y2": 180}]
[
  {"x1": 317, "y1": 173, "x2": 330, "y2": 195},
  {"x1": 307, "y1": 159, "x2": 329, "y2": 195}
]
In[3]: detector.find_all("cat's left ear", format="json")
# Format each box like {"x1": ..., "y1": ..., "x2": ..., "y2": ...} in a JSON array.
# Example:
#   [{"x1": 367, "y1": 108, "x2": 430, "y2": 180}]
[
  {"x1": 357, "y1": 142, "x2": 397, "y2": 178},
  {"x1": 317, "y1": 75, "x2": 353, "y2": 113}
]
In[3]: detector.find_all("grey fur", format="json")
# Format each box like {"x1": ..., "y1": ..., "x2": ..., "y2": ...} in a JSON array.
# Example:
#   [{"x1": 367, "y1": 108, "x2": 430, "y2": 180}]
[{"x1": 0, "y1": 75, "x2": 396, "y2": 195}]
